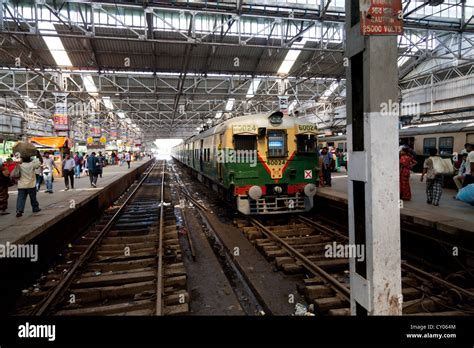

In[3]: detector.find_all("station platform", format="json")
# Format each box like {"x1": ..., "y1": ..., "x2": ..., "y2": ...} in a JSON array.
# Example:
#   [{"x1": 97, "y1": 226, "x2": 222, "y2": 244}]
[
  {"x1": 0, "y1": 159, "x2": 152, "y2": 246},
  {"x1": 317, "y1": 171, "x2": 474, "y2": 238}
]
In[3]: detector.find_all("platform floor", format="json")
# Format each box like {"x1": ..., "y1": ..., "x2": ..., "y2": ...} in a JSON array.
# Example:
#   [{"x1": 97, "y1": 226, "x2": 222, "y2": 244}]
[
  {"x1": 0, "y1": 160, "x2": 150, "y2": 245},
  {"x1": 317, "y1": 171, "x2": 474, "y2": 236}
]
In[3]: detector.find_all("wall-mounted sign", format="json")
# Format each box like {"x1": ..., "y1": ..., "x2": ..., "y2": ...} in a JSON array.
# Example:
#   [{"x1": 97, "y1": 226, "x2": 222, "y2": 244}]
[
  {"x1": 99, "y1": 136, "x2": 107, "y2": 144},
  {"x1": 278, "y1": 96, "x2": 289, "y2": 115},
  {"x1": 53, "y1": 114, "x2": 69, "y2": 131},
  {"x1": 52, "y1": 94, "x2": 69, "y2": 131},
  {"x1": 110, "y1": 128, "x2": 118, "y2": 140},
  {"x1": 360, "y1": 0, "x2": 403, "y2": 36}
]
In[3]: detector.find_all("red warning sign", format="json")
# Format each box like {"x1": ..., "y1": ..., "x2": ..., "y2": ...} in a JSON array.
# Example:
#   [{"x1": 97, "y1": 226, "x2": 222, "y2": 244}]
[
  {"x1": 360, "y1": 0, "x2": 403, "y2": 36},
  {"x1": 304, "y1": 170, "x2": 312, "y2": 179}
]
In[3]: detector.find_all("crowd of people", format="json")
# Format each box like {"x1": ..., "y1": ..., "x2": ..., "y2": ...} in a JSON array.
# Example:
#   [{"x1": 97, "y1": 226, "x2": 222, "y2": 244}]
[
  {"x1": 400, "y1": 143, "x2": 474, "y2": 206},
  {"x1": 0, "y1": 149, "x2": 146, "y2": 217},
  {"x1": 317, "y1": 147, "x2": 346, "y2": 188}
]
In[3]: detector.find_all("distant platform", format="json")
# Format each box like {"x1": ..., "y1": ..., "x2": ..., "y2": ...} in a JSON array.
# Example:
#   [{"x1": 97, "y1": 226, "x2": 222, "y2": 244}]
[
  {"x1": 0, "y1": 159, "x2": 152, "y2": 246},
  {"x1": 317, "y1": 171, "x2": 474, "y2": 238}
]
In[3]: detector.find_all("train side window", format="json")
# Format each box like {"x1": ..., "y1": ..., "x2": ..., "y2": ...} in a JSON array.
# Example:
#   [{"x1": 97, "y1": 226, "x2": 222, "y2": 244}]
[
  {"x1": 439, "y1": 137, "x2": 454, "y2": 155},
  {"x1": 267, "y1": 130, "x2": 287, "y2": 157},
  {"x1": 423, "y1": 138, "x2": 436, "y2": 155},
  {"x1": 296, "y1": 134, "x2": 316, "y2": 153},
  {"x1": 234, "y1": 135, "x2": 257, "y2": 151}
]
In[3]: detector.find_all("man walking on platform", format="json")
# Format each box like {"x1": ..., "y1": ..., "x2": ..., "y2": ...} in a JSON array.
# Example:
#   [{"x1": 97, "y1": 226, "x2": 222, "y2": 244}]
[
  {"x1": 125, "y1": 151, "x2": 131, "y2": 169},
  {"x1": 421, "y1": 148, "x2": 444, "y2": 206},
  {"x1": 62, "y1": 153, "x2": 75, "y2": 191},
  {"x1": 73, "y1": 152, "x2": 82, "y2": 179},
  {"x1": 87, "y1": 152, "x2": 100, "y2": 188},
  {"x1": 320, "y1": 147, "x2": 333, "y2": 187},
  {"x1": 16, "y1": 151, "x2": 43, "y2": 217},
  {"x1": 42, "y1": 152, "x2": 59, "y2": 193},
  {"x1": 97, "y1": 151, "x2": 105, "y2": 178}
]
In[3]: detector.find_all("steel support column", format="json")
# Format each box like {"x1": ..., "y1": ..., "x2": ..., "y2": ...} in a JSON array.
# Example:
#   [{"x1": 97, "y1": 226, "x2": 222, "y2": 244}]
[{"x1": 345, "y1": 0, "x2": 402, "y2": 315}]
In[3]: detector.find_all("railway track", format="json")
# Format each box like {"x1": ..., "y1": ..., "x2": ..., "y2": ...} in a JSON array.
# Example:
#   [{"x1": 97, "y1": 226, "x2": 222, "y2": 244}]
[
  {"x1": 15, "y1": 160, "x2": 188, "y2": 316},
  {"x1": 235, "y1": 215, "x2": 474, "y2": 316}
]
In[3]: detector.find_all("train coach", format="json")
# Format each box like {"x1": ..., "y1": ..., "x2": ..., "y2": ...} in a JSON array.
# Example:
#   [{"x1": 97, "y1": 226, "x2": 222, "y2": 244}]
[
  {"x1": 172, "y1": 111, "x2": 320, "y2": 215},
  {"x1": 318, "y1": 121, "x2": 474, "y2": 172}
]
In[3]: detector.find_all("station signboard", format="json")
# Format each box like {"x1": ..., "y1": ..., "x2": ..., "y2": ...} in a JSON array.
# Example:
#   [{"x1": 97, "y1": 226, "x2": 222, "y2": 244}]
[
  {"x1": 53, "y1": 114, "x2": 69, "y2": 131},
  {"x1": 53, "y1": 100, "x2": 69, "y2": 131},
  {"x1": 360, "y1": 0, "x2": 403, "y2": 36}
]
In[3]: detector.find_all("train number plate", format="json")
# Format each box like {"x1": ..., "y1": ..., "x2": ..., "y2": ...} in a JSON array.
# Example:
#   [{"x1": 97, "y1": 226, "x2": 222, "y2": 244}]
[{"x1": 267, "y1": 159, "x2": 286, "y2": 166}]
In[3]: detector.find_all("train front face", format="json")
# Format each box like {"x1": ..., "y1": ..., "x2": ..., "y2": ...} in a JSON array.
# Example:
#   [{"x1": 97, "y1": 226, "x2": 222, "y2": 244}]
[{"x1": 223, "y1": 112, "x2": 319, "y2": 215}]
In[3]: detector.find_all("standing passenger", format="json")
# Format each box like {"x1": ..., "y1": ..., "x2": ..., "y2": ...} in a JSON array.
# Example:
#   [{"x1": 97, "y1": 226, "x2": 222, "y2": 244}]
[
  {"x1": 87, "y1": 152, "x2": 100, "y2": 188},
  {"x1": 97, "y1": 151, "x2": 105, "y2": 178},
  {"x1": 42, "y1": 152, "x2": 59, "y2": 193},
  {"x1": 125, "y1": 151, "x2": 131, "y2": 169},
  {"x1": 83, "y1": 153, "x2": 89, "y2": 176},
  {"x1": 34, "y1": 157, "x2": 43, "y2": 192},
  {"x1": 421, "y1": 148, "x2": 443, "y2": 206},
  {"x1": 16, "y1": 152, "x2": 43, "y2": 217},
  {"x1": 320, "y1": 147, "x2": 333, "y2": 187},
  {"x1": 399, "y1": 148, "x2": 417, "y2": 201},
  {"x1": 73, "y1": 152, "x2": 82, "y2": 179},
  {"x1": 62, "y1": 153, "x2": 75, "y2": 191}
]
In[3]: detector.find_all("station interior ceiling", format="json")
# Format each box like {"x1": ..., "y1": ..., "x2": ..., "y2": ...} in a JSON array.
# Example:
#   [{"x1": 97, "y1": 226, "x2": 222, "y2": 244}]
[{"x1": 0, "y1": 0, "x2": 473, "y2": 148}]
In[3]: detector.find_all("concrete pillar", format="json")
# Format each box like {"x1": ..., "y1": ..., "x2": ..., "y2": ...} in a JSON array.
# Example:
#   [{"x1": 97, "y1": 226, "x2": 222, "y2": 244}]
[{"x1": 345, "y1": 0, "x2": 402, "y2": 315}]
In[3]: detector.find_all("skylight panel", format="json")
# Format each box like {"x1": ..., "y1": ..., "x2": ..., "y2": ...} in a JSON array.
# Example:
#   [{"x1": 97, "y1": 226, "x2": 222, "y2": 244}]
[
  {"x1": 38, "y1": 21, "x2": 73, "y2": 67},
  {"x1": 246, "y1": 79, "x2": 261, "y2": 98},
  {"x1": 83, "y1": 74, "x2": 98, "y2": 96},
  {"x1": 277, "y1": 38, "x2": 308, "y2": 75},
  {"x1": 320, "y1": 81, "x2": 339, "y2": 100},
  {"x1": 225, "y1": 98, "x2": 235, "y2": 111},
  {"x1": 103, "y1": 97, "x2": 114, "y2": 110}
]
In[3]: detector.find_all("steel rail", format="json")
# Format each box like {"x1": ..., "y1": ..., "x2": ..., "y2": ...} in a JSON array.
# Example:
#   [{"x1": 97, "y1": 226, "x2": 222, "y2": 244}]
[
  {"x1": 402, "y1": 262, "x2": 474, "y2": 300},
  {"x1": 249, "y1": 218, "x2": 350, "y2": 302},
  {"x1": 34, "y1": 160, "x2": 157, "y2": 316},
  {"x1": 155, "y1": 160, "x2": 166, "y2": 315},
  {"x1": 298, "y1": 215, "x2": 349, "y2": 241},
  {"x1": 300, "y1": 215, "x2": 474, "y2": 302}
]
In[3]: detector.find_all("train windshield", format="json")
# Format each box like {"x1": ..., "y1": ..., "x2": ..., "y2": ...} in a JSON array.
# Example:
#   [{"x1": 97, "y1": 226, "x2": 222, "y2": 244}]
[
  {"x1": 296, "y1": 134, "x2": 316, "y2": 153},
  {"x1": 267, "y1": 130, "x2": 287, "y2": 157},
  {"x1": 234, "y1": 135, "x2": 257, "y2": 150}
]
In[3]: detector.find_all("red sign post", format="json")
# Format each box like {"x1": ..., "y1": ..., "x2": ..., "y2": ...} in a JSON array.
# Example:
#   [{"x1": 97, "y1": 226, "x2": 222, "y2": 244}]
[{"x1": 360, "y1": 0, "x2": 403, "y2": 36}]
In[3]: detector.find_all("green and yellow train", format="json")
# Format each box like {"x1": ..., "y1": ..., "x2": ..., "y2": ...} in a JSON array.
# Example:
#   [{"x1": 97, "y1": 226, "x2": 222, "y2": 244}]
[{"x1": 171, "y1": 111, "x2": 320, "y2": 215}]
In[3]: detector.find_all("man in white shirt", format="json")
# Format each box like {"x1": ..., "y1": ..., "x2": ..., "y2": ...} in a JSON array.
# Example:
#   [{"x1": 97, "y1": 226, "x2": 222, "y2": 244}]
[
  {"x1": 125, "y1": 152, "x2": 131, "y2": 169},
  {"x1": 462, "y1": 144, "x2": 474, "y2": 188},
  {"x1": 62, "y1": 153, "x2": 76, "y2": 191},
  {"x1": 43, "y1": 152, "x2": 59, "y2": 193},
  {"x1": 16, "y1": 153, "x2": 43, "y2": 217}
]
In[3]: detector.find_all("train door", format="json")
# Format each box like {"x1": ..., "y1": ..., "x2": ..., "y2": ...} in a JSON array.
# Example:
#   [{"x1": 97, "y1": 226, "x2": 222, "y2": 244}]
[
  {"x1": 217, "y1": 134, "x2": 223, "y2": 182},
  {"x1": 199, "y1": 139, "x2": 204, "y2": 172}
]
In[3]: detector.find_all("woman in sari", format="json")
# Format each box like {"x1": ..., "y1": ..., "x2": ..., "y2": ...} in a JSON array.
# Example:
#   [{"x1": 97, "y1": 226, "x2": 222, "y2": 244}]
[{"x1": 400, "y1": 147, "x2": 417, "y2": 201}]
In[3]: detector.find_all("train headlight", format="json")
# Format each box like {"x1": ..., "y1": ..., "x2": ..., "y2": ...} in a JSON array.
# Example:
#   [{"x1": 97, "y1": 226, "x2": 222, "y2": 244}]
[
  {"x1": 273, "y1": 186, "x2": 283, "y2": 194},
  {"x1": 304, "y1": 184, "x2": 317, "y2": 197},
  {"x1": 248, "y1": 186, "x2": 263, "y2": 200}
]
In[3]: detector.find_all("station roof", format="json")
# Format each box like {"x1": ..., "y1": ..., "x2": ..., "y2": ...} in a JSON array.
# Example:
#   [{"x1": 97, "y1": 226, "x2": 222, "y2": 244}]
[{"x1": 0, "y1": 1, "x2": 472, "y2": 145}]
